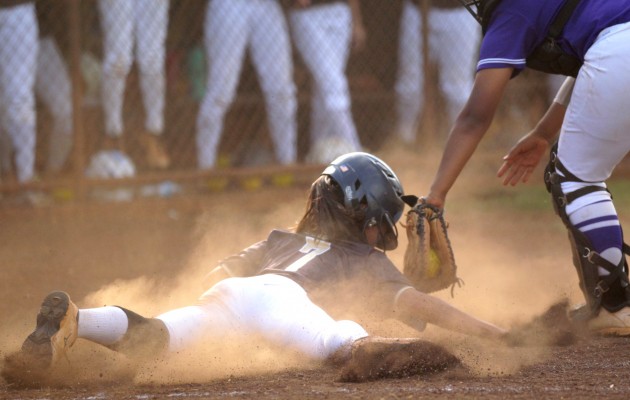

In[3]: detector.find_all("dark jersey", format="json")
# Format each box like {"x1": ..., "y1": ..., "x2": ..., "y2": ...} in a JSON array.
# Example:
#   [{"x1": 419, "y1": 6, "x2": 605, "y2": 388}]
[{"x1": 218, "y1": 230, "x2": 414, "y2": 321}]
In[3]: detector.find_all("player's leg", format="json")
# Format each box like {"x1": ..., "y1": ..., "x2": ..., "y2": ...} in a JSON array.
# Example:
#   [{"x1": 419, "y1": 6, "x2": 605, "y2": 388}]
[
  {"x1": 0, "y1": 4, "x2": 38, "y2": 183},
  {"x1": 133, "y1": 0, "x2": 170, "y2": 168},
  {"x1": 249, "y1": 0, "x2": 297, "y2": 166},
  {"x1": 98, "y1": 0, "x2": 133, "y2": 141},
  {"x1": 196, "y1": 0, "x2": 250, "y2": 170},
  {"x1": 433, "y1": 8, "x2": 479, "y2": 124},
  {"x1": 553, "y1": 21, "x2": 630, "y2": 334},
  {"x1": 216, "y1": 274, "x2": 368, "y2": 360},
  {"x1": 35, "y1": 37, "x2": 73, "y2": 174},
  {"x1": 18, "y1": 291, "x2": 170, "y2": 369},
  {"x1": 289, "y1": 4, "x2": 360, "y2": 159},
  {"x1": 393, "y1": 0, "x2": 422, "y2": 144}
]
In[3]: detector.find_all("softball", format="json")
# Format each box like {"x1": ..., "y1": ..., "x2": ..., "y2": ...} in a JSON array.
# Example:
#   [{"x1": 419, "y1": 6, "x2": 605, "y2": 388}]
[{"x1": 426, "y1": 249, "x2": 441, "y2": 278}]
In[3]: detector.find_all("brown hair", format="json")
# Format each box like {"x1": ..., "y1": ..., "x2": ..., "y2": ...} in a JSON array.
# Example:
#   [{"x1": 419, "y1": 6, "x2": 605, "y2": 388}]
[{"x1": 295, "y1": 175, "x2": 366, "y2": 244}]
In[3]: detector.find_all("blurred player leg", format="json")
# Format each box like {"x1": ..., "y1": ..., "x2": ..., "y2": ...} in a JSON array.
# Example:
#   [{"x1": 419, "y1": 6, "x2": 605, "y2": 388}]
[
  {"x1": 35, "y1": 37, "x2": 73, "y2": 174},
  {"x1": 394, "y1": 1, "x2": 422, "y2": 144},
  {"x1": 196, "y1": 0, "x2": 250, "y2": 170},
  {"x1": 432, "y1": 7, "x2": 479, "y2": 124},
  {"x1": 290, "y1": 3, "x2": 360, "y2": 162},
  {"x1": 0, "y1": 3, "x2": 38, "y2": 183},
  {"x1": 98, "y1": 0, "x2": 133, "y2": 141},
  {"x1": 249, "y1": 0, "x2": 297, "y2": 166},
  {"x1": 134, "y1": 0, "x2": 170, "y2": 168}
]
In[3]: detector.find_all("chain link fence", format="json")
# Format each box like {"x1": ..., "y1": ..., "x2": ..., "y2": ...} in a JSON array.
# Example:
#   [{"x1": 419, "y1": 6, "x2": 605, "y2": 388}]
[{"x1": 0, "y1": 0, "x2": 555, "y2": 204}]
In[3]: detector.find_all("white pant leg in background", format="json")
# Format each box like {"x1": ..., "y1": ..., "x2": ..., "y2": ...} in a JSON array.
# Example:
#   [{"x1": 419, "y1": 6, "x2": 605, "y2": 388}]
[
  {"x1": 558, "y1": 22, "x2": 630, "y2": 183},
  {"x1": 196, "y1": 0, "x2": 253, "y2": 170},
  {"x1": 0, "y1": 3, "x2": 38, "y2": 183},
  {"x1": 133, "y1": 0, "x2": 169, "y2": 135},
  {"x1": 430, "y1": 7, "x2": 479, "y2": 122},
  {"x1": 35, "y1": 37, "x2": 73, "y2": 172},
  {"x1": 158, "y1": 274, "x2": 368, "y2": 360},
  {"x1": 394, "y1": 0, "x2": 422, "y2": 144},
  {"x1": 98, "y1": 0, "x2": 134, "y2": 137},
  {"x1": 290, "y1": 3, "x2": 360, "y2": 152},
  {"x1": 249, "y1": 0, "x2": 297, "y2": 165}
]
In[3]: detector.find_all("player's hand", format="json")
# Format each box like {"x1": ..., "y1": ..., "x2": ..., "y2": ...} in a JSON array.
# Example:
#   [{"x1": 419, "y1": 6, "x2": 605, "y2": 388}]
[
  {"x1": 497, "y1": 133, "x2": 550, "y2": 186},
  {"x1": 423, "y1": 193, "x2": 445, "y2": 211}
]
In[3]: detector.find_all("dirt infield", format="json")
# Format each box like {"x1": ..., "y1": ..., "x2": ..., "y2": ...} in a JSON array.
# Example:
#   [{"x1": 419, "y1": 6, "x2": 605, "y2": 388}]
[{"x1": 3, "y1": 147, "x2": 630, "y2": 399}]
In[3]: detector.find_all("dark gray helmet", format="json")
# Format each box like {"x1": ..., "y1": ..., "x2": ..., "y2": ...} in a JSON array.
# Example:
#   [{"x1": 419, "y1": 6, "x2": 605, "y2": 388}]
[
  {"x1": 322, "y1": 152, "x2": 405, "y2": 250},
  {"x1": 458, "y1": 0, "x2": 502, "y2": 33}
]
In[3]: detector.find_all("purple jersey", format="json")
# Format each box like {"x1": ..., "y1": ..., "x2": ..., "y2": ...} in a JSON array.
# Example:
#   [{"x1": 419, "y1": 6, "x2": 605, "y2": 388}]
[
  {"x1": 218, "y1": 230, "x2": 413, "y2": 320},
  {"x1": 478, "y1": 0, "x2": 630, "y2": 75}
]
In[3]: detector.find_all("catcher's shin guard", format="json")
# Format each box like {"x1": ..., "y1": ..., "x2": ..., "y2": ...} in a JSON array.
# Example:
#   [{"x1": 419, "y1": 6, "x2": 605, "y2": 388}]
[
  {"x1": 544, "y1": 145, "x2": 630, "y2": 318},
  {"x1": 107, "y1": 307, "x2": 169, "y2": 359}
]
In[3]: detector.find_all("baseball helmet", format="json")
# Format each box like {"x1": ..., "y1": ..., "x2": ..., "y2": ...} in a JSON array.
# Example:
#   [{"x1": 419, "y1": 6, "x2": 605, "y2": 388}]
[
  {"x1": 458, "y1": 0, "x2": 502, "y2": 33},
  {"x1": 322, "y1": 152, "x2": 405, "y2": 250}
]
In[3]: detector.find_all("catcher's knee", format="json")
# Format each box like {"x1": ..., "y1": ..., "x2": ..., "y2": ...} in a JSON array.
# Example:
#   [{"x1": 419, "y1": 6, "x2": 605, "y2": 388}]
[{"x1": 108, "y1": 307, "x2": 169, "y2": 359}]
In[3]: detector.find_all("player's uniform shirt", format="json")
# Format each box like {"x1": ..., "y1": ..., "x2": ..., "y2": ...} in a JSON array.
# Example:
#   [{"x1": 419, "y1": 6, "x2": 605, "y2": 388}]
[
  {"x1": 218, "y1": 229, "x2": 413, "y2": 321},
  {"x1": 478, "y1": 0, "x2": 630, "y2": 75}
]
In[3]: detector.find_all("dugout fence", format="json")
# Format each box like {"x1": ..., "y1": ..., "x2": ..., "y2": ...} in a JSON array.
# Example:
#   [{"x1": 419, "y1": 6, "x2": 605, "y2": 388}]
[{"x1": 0, "y1": 0, "x2": 553, "y2": 205}]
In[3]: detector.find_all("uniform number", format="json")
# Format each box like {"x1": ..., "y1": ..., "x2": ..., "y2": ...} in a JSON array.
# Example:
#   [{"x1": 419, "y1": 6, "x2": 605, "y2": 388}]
[{"x1": 286, "y1": 236, "x2": 331, "y2": 272}]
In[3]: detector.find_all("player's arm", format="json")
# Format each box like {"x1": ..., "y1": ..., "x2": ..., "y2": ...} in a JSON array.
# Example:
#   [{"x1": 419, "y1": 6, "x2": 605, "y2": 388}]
[
  {"x1": 497, "y1": 77, "x2": 573, "y2": 185},
  {"x1": 426, "y1": 67, "x2": 512, "y2": 209},
  {"x1": 395, "y1": 287, "x2": 507, "y2": 339}
]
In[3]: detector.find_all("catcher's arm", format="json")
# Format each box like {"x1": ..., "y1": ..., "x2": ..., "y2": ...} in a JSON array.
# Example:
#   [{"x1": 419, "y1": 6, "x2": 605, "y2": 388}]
[{"x1": 395, "y1": 287, "x2": 507, "y2": 340}]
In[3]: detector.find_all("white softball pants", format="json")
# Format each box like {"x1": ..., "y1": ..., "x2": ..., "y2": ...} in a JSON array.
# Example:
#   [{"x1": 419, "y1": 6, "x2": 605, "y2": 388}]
[
  {"x1": 289, "y1": 3, "x2": 361, "y2": 151},
  {"x1": 0, "y1": 3, "x2": 38, "y2": 183},
  {"x1": 157, "y1": 274, "x2": 368, "y2": 360},
  {"x1": 558, "y1": 21, "x2": 630, "y2": 185},
  {"x1": 394, "y1": 1, "x2": 479, "y2": 142},
  {"x1": 196, "y1": 0, "x2": 297, "y2": 169},
  {"x1": 98, "y1": 0, "x2": 169, "y2": 136}
]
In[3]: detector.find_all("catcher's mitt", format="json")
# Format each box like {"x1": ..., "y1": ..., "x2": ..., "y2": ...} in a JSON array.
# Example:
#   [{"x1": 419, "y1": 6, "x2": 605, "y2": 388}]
[{"x1": 402, "y1": 196, "x2": 462, "y2": 295}]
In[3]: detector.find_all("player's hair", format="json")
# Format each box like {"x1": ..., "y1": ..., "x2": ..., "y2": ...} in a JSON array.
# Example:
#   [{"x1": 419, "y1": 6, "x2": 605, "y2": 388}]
[{"x1": 295, "y1": 175, "x2": 367, "y2": 244}]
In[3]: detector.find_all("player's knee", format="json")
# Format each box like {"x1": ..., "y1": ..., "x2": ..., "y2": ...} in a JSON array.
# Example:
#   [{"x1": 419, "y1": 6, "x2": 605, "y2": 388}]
[{"x1": 321, "y1": 320, "x2": 368, "y2": 359}]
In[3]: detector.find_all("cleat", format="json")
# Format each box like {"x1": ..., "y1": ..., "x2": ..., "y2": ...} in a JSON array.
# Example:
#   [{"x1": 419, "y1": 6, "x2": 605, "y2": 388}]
[
  {"x1": 588, "y1": 307, "x2": 630, "y2": 336},
  {"x1": 21, "y1": 291, "x2": 79, "y2": 368}
]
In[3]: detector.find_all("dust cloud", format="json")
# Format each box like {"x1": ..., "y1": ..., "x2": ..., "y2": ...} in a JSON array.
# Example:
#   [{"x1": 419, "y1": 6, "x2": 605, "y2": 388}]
[{"x1": 1, "y1": 146, "x2": 586, "y2": 385}]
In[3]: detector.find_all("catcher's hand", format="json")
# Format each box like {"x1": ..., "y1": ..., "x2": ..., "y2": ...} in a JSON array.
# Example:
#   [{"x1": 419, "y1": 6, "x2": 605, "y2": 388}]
[{"x1": 401, "y1": 196, "x2": 462, "y2": 295}]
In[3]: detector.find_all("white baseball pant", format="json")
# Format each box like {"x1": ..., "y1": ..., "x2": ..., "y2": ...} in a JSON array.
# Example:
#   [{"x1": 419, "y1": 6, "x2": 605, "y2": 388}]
[
  {"x1": 98, "y1": 0, "x2": 169, "y2": 137},
  {"x1": 0, "y1": 2, "x2": 38, "y2": 183},
  {"x1": 157, "y1": 274, "x2": 368, "y2": 360},
  {"x1": 394, "y1": 1, "x2": 479, "y2": 143},
  {"x1": 196, "y1": 0, "x2": 297, "y2": 170},
  {"x1": 289, "y1": 3, "x2": 361, "y2": 152}
]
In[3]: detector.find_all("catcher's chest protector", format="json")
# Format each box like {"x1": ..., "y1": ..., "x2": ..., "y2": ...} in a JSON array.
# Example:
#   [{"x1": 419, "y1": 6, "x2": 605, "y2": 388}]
[{"x1": 544, "y1": 146, "x2": 630, "y2": 318}]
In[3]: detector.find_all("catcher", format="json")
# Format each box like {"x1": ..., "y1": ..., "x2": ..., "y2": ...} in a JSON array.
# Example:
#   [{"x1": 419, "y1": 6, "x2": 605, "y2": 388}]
[{"x1": 3, "y1": 152, "x2": 505, "y2": 385}]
